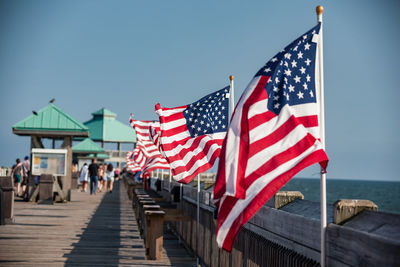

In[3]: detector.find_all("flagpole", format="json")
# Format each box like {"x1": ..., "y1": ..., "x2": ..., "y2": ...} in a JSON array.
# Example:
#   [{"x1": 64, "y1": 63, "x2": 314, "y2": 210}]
[
  {"x1": 316, "y1": 5, "x2": 327, "y2": 267},
  {"x1": 196, "y1": 174, "x2": 200, "y2": 266},
  {"x1": 229, "y1": 75, "x2": 235, "y2": 121},
  {"x1": 169, "y1": 168, "x2": 172, "y2": 192}
]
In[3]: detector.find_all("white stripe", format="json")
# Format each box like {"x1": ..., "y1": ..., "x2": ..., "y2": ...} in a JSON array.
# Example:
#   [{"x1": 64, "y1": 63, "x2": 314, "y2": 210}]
[
  {"x1": 223, "y1": 76, "x2": 261, "y2": 197},
  {"x1": 156, "y1": 107, "x2": 186, "y2": 117},
  {"x1": 216, "y1": 141, "x2": 323, "y2": 246},
  {"x1": 161, "y1": 118, "x2": 187, "y2": 131},
  {"x1": 160, "y1": 131, "x2": 191, "y2": 145},
  {"x1": 246, "y1": 123, "x2": 307, "y2": 176}
]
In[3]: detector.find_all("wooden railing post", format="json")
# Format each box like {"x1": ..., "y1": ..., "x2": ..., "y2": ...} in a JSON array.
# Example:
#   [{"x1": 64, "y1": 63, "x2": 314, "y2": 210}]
[{"x1": 145, "y1": 210, "x2": 165, "y2": 260}]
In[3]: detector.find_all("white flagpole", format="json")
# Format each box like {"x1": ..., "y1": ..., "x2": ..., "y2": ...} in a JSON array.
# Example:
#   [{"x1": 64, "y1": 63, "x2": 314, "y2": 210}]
[
  {"x1": 169, "y1": 168, "x2": 172, "y2": 192},
  {"x1": 229, "y1": 75, "x2": 235, "y2": 121},
  {"x1": 196, "y1": 174, "x2": 200, "y2": 266},
  {"x1": 316, "y1": 6, "x2": 327, "y2": 267}
]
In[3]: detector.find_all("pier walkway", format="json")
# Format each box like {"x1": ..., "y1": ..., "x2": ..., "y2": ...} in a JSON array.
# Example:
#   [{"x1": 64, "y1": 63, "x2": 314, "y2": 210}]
[{"x1": 0, "y1": 181, "x2": 195, "y2": 266}]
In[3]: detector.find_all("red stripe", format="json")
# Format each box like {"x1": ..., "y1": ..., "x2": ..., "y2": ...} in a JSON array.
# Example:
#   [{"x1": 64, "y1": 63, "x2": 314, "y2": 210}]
[
  {"x1": 218, "y1": 149, "x2": 329, "y2": 251},
  {"x1": 248, "y1": 114, "x2": 300, "y2": 158},
  {"x1": 236, "y1": 76, "x2": 270, "y2": 199},
  {"x1": 297, "y1": 115, "x2": 319, "y2": 128},
  {"x1": 162, "y1": 124, "x2": 188, "y2": 138}
]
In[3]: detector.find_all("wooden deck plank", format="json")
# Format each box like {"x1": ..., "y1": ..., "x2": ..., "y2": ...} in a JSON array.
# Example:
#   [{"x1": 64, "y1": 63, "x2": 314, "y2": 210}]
[{"x1": 0, "y1": 180, "x2": 195, "y2": 266}]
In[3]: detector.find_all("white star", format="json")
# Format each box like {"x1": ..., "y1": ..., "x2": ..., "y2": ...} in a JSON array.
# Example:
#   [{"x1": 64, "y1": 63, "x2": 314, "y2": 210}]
[
  {"x1": 264, "y1": 67, "x2": 271, "y2": 73},
  {"x1": 274, "y1": 103, "x2": 280, "y2": 109},
  {"x1": 297, "y1": 51, "x2": 303, "y2": 59},
  {"x1": 312, "y1": 29, "x2": 316, "y2": 34},
  {"x1": 189, "y1": 117, "x2": 193, "y2": 122},
  {"x1": 294, "y1": 75, "x2": 301, "y2": 83},
  {"x1": 300, "y1": 67, "x2": 306, "y2": 74},
  {"x1": 273, "y1": 95, "x2": 279, "y2": 101},
  {"x1": 206, "y1": 123, "x2": 210, "y2": 127},
  {"x1": 284, "y1": 77, "x2": 288, "y2": 84},
  {"x1": 273, "y1": 86, "x2": 279, "y2": 92},
  {"x1": 216, "y1": 92, "x2": 220, "y2": 96},
  {"x1": 291, "y1": 60, "x2": 297, "y2": 68},
  {"x1": 286, "y1": 94, "x2": 290, "y2": 101},
  {"x1": 284, "y1": 61, "x2": 289, "y2": 67},
  {"x1": 275, "y1": 77, "x2": 280, "y2": 84},
  {"x1": 218, "y1": 120, "x2": 222, "y2": 124},
  {"x1": 222, "y1": 125, "x2": 226, "y2": 129},
  {"x1": 200, "y1": 120, "x2": 204, "y2": 125},
  {"x1": 284, "y1": 53, "x2": 291, "y2": 59},
  {"x1": 215, "y1": 125, "x2": 218, "y2": 129},
  {"x1": 293, "y1": 45, "x2": 298, "y2": 51},
  {"x1": 202, "y1": 114, "x2": 207, "y2": 118},
  {"x1": 218, "y1": 111, "x2": 221, "y2": 115},
  {"x1": 199, "y1": 107, "x2": 203, "y2": 111},
  {"x1": 305, "y1": 58, "x2": 311, "y2": 66},
  {"x1": 303, "y1": 34, "x2": 307, "y2": 40},
  {"x1": 304, "y1": 43, "x2": 311, "y2": 50},
  {"x1": 303, "y1": 82, "x2": 308, "y2": 90},
  {"x1": 197, "y1": 127, "x2": 201, "y2": 131},
  {"x1": 221, "y1": 106, "x2": 225, "y2": 110},
  {"x1": 284, "y1": 69, "x2": 292, "y2": 76},
  {"x1": 310, "y1": 91, "x2": 314, "y2": 98},
  {"x1": 288, "y1": 84, "x2": 295, "y2": 92},
  {"x1": 190, "y1": 112, "x2": 194, "y2": 116},
  {"x1": 185, "y1": 110, "x2": 188, "y2": 113},
  {"x1": 191, "y1": 124, "x2": 195, "y2": 129},
  {"x1": 271, "y1": 57, "x2": 278, "y2": 62},
  {"x1": 215, "y1": 116, "x2": 218, "y2": 120},
  {"x1": 297, "y1": 91, "x2": 304, "y2": 99},
  {"x1": 306, "y1": 74, "x2": 311, "y2": 82}
]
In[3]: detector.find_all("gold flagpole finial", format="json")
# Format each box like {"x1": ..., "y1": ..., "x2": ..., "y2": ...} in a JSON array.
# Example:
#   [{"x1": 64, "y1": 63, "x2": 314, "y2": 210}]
[
  {"x1": 229, "y1": 75, "x2": 234, "y2": 81},
  {"x1": 316, "y1": 5, "x2": 324, "y2": 15}
]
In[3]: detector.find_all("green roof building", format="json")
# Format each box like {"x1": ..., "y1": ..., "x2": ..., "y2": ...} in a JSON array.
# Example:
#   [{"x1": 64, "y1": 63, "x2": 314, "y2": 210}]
[
  {"x1": 83, "y1": 108, "x2": 136, "y2": 167},
  {"x1": 12, "y1": 103, "x2": 89, "y2": 202},
  {"x1": 72, "y1": 138, "x2": 105, "y2": 154},
  {"x1": 13, "y1": 103, "x2": 89, "y2": 137}
]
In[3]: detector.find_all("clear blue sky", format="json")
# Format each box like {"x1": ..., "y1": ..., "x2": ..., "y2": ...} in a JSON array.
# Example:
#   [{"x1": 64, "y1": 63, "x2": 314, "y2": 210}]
[{"x1": 0, "y1": 0, "x2": 399, "y2": 181}]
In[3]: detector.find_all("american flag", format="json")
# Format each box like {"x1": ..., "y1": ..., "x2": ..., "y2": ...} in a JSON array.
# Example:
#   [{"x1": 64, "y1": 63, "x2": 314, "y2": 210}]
[
  {"x1": 127, "y1": 118, "x2": 170, "y2": 172},
  {"x1": 155, "y1": 86, "x2": 230, "y2": 183},
  {"x1": 126, "y1": 149, "x2": 142, "y2": 172},
  {"x1": 213, "y1": 23, "x2": 329, "y2": 251}
]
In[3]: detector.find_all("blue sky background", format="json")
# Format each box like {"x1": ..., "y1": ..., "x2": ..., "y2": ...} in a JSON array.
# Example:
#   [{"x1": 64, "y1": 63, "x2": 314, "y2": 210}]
[{"x1": 0, "y1": 0, "x2": 399, "y2": 181}]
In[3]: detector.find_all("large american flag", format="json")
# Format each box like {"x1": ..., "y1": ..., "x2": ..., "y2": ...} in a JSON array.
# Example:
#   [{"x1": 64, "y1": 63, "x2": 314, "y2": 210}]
[
  {"x1": 155, "y1": 86, "x2": 230, "y2": 183},
  {"x1": 213, "y1": 23, "x2": 329, "y2": 251}
]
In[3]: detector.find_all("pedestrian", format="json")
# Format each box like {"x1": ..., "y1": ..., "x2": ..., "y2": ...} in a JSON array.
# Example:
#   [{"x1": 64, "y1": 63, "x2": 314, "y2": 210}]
[
  {"x1": 22, "y1": 156, "x2": 30, "y2": 198},
  {"x1": 79, "y1": 163, "x2": 89, "y2": 192},
  {"x1": 88, "y1": 159, "x2": 99, "y2": 195},
  {"x1": 106, "y1": 163, "x2": 114, "y2": 193},
  {"x1": 98, "y1": 163, "x2": 104, "y2": 192},
  {"x1": 11, "y1": 158, "x2": 23, "y2": 197}
]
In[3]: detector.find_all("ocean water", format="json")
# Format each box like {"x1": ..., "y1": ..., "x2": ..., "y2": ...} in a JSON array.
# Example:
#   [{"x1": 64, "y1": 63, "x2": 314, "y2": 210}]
[{"x1": 281, "y1": 178, "x2": 400, "y2": 214}]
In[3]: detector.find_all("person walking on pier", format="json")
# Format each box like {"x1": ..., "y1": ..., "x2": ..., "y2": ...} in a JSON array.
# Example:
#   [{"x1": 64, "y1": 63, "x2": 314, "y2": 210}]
[
  {"x1": 106, "y1": 163, "x2": 114, "y2": 193},
  {"x1": 21, "y1": 156, "x2": 30, "y2": 198},
  {"x1": 11, "y1": 158, "x2": 23, "y2": 197},
  {"x1": 79, "y1": 163, "x2": 89, "y2": 192},
  {"x1": 88, "y1": 159, "x2": 99, "y2": 195}
]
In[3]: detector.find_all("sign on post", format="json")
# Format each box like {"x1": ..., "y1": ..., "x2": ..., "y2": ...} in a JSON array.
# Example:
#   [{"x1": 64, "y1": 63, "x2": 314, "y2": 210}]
[{"x1": 32, "y1": 148, "x2": 67, "y2": 176}]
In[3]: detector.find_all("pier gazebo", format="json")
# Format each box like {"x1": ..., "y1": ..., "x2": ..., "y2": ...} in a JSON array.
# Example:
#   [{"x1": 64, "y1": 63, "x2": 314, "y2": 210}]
[
  {"x1": 83, "y1": 108, "x2": 136, "y2": 167},
  {"x1": 12, "y1": 103, "x2": 89, "y2": 201}
]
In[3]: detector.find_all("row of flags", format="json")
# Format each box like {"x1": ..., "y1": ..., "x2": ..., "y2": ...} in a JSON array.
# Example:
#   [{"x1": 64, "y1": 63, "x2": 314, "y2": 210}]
[{"x1": 125, "y1": 23, "x2": 328, "y2": 251}]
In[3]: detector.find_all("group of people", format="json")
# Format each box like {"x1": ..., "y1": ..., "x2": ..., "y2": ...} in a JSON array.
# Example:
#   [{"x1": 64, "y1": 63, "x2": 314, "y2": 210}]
[
  {"x1": 79, "y1": 159, "x2": 119, "y2": 195},
  {"x1": 11, "y1": 156, "x2": 30, "y2": 197}
]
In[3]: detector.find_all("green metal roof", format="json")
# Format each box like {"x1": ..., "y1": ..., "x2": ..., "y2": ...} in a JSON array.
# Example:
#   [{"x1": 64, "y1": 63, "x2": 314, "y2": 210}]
[
  {"x1": 72, "y1": 138, "x2": 105, "y2": 153},
  {"x1": 84, "y1": 108, "x2": 136, "y2": 143},
  {"x1": 13, "y1": 104, "x2": 89, "y2": 137}
]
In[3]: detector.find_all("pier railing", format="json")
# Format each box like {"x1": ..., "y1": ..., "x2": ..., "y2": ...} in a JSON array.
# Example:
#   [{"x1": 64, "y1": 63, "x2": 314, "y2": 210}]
[{"x1": 151, "y1": 178, "x2": 400, "y2": 267}]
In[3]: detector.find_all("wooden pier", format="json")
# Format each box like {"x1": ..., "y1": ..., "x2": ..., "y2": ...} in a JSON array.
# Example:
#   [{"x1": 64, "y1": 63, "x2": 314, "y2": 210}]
[{"x1": 0, "y1": 181, "x2": 196, "y2": 266}]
